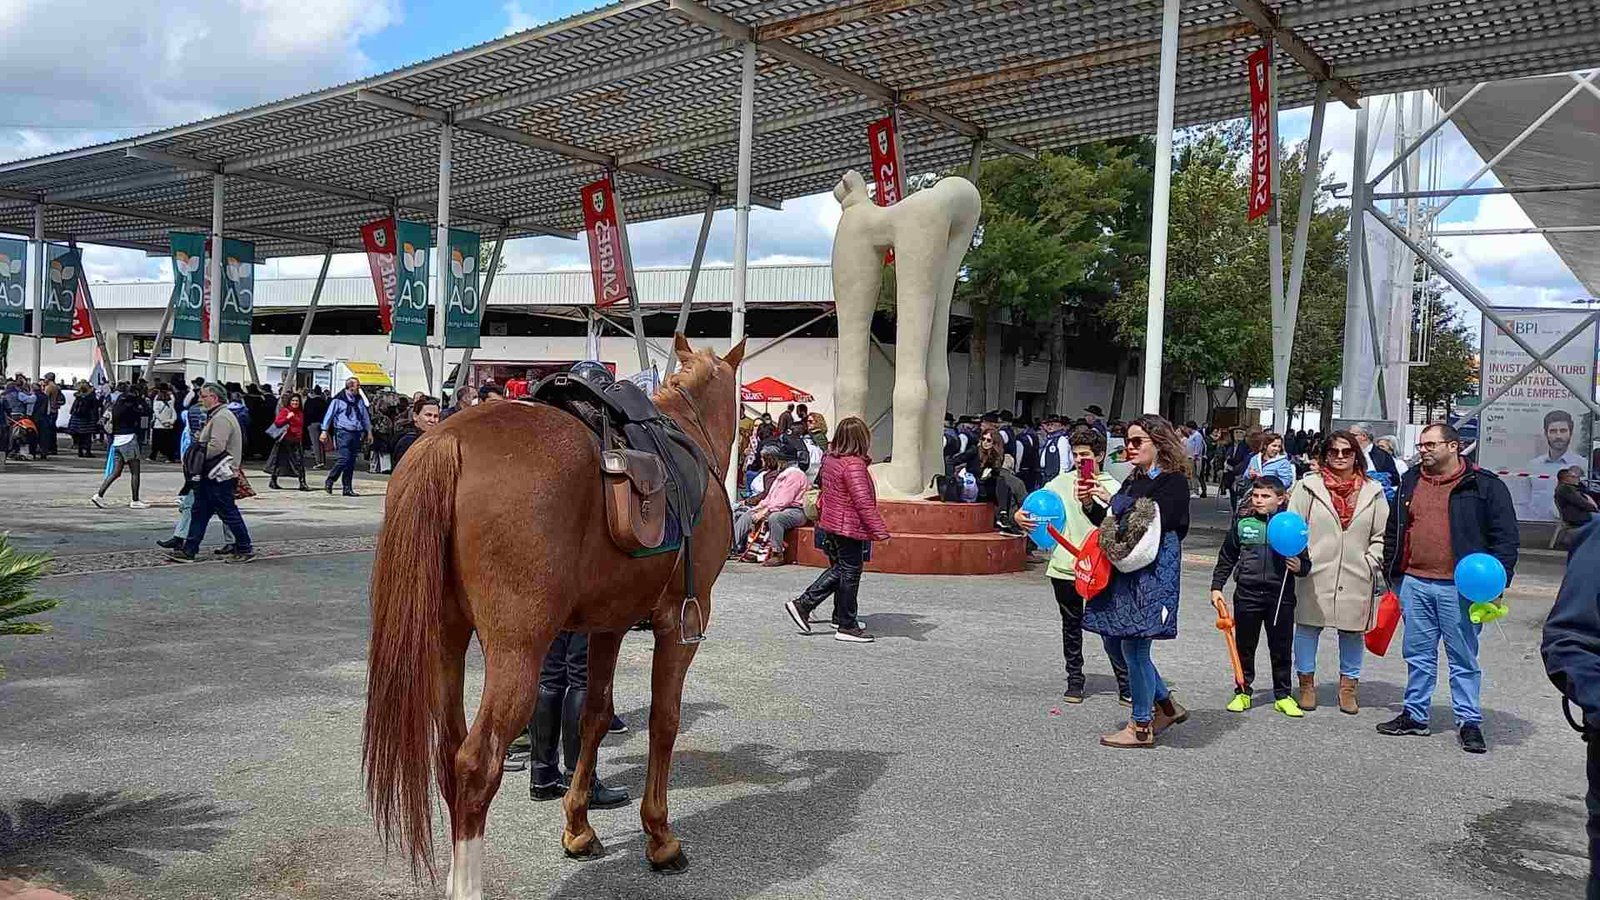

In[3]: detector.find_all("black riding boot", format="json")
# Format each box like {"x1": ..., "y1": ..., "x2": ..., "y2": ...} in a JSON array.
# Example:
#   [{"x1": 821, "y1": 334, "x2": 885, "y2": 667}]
[
  {"x1": 527, "y1": 687, "x2": 566, "y2": 800},
  {"x1": 562, "y1": 688, "x2": 630, "y2": 809}
]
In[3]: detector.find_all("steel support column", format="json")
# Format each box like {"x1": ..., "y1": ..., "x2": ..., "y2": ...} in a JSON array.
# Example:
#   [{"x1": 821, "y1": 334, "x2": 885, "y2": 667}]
[
  {"x1": 241, "y1": 344, "x2": 261, "y2": 387},
  {"x1": 285, "y1": 251, "x2": 333, "y2": 391},
  {"x1": 432, "y1": 122, "x2": 452, "y2": 394},
  {"x1": 1142, "y1": 0, "x2": 1179, "y2": 415},
  {"x1": 1339, "y1": 102, "x2": 1383, "y2": 421},
  {"x1": 1273, "y1": 80, "x2": 1328, "y2": 431},
  {"x1": 1369, "y1": 207, "x2": 1600, "y2": 419},
  {"x1": 967, "y1": 139, "x2": 983, "y2": 185},
  {"x1": 67, "y1": 242, "x2": 115, "y2": 384},
  {"x1": 732, "y1": 41, "x2": 756, "y2": 358},
  {"x1": 453, "y1": 229, "x2": 506, "y2": 398},
  {"x1": 607, "y1": 176, "x2": 652, "y2": 374},
  {"x1": 28, "y1": 205, "x2": 42, "y2": 382},
  {"x1": 1265, "y1": 51, "x2": 1287, "y2": 429},
  {"x1": 143, "y1": 290, "x2": 178, "y2": 383},
  {"x1": 207, "y1": 175, "x2": 223, "y2": 383},
  {"x1": 671, "y1": 194, "x2": 717, "y2": 373}
]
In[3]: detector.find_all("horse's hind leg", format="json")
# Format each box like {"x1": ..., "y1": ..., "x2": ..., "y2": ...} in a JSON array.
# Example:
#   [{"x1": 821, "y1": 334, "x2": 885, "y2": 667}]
[
  {"x1": 560, "y1": 629, "x2": 624, "y2": 859},
  {"x1": 640, "y1": 620, "x2": 703, "y2": 872},
  {"x1": 448, "y1": 639, "x2": 545, "y2": 900},
  {"x1": 435, "y1": 603, "x2": 472, "y2": 894}
]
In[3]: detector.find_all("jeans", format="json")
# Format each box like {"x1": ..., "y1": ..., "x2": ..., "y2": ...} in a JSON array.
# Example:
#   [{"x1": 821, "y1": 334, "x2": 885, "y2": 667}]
[
  {"x1": 175, "y1": 491, "x2": 233, "y2": 544},
  {"x1": 1050, "y1": 578, "x2": 1129, "y2": 695},
  {"x1": 764, "y1": 507, "x2": 807, "y2": 552},
  {"x1": 306, "y1": 423, "x2": 326, "y2": 467},
  {"x1": 797, "y1": 533, "x2": 867, "y2": 628},
  {"x1": 1104, "y1": 636, "x2": 1168, "y2": 724},
  {"x1": 1294, "y1": 625, "x2": 1365, "y2": 679},
  {"x1": 1400, "y1": 575, "x2": 1482, "y2": 726},
  {"x1": 327, "y1": 427, "x2": 363, "y2": 491},
  {"x1": 184, "y1": 477, "x2": 251, "y2": 555}
]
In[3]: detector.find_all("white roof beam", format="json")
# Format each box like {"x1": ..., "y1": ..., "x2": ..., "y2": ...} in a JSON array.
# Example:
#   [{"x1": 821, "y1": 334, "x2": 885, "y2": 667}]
[
  {"x1": 665, "y1": 0, "x2": 1037, "y2": 160},
  {"x1": 0, "y1": 186, "x2": 350, "y2": 250},
  {"x1": 1229, "y1": 0, "x2": 1361, "y2": 108},
  {"x1": 355, "y1": 90, "x2": 783, "y2": 210}
]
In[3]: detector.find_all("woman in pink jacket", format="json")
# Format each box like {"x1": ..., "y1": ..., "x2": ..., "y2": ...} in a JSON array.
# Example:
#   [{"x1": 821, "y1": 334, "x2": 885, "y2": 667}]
[{"x1": 784, "y1": 417, "x2": 891, "y2": 643}]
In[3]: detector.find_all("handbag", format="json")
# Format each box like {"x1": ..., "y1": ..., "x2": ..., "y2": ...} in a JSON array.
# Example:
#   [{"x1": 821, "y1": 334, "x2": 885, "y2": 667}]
[
  {"x1": 1365, "y1": 572, "x2": 1402, "y2": 656},
  {"x1": 1099, "y1": 498, "x2": 1163, "y2": 573},
  {"x1": 266, "y1": 422, "x2": 288, "y2": 440},
  {"x1": 1049, "y1": 523, "x2": 1113, "y2": 600}
]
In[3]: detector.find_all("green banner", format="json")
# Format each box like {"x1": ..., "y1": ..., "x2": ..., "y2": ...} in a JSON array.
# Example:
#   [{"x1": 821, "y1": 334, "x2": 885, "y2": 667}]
[
  {"x1": 389, "y1": 219, "x2": 431, "y2": 347},
  {"x1": 40, "y1": 245, "x2": 79, "y2": 338},
  {"x1": 219, "y1": 238, "x2": 255, "y2": 344},
  {"x1": 444, "y1": 228, "x2": 481, "y2": 349},
  {"x1": 0, "y1": 238, "x2": 25, "y2": 336},
  {"x1": 167, "y1": 232, "x2": 207, "y2": 342}
]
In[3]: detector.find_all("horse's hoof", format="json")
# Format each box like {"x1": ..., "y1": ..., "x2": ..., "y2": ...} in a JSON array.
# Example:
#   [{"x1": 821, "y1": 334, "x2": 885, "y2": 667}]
[
  {"x1": 649, "y1": 847, "x2": 690, "y2": 874},
  {"x1": 562, "y1": 829, "x2": 604, "y2": 860}
]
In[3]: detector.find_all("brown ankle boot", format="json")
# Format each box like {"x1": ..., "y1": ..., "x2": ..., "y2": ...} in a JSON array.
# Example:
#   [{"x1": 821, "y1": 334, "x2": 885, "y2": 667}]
[
  {"x1": 1151, "y1": 696, "x2": 1189, "y2": 734},
  {"x1": 1338, "y1": 676, "x2": 1359, "y2": 715},
  {"x1": 1298, "y1": 674, "x2": 1317, "y2": 711},
  {"x1": 1100, "y1": 719, "x2": 1154, "y2": 749}
]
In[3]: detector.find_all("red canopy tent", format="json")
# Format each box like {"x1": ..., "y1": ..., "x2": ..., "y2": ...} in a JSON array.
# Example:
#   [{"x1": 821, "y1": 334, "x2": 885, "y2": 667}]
[{"x1": 741, "y1": 377, "x2": 814, "y2": 404}]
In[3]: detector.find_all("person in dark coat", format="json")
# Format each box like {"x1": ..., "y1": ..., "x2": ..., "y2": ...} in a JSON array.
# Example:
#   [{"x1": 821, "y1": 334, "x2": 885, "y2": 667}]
[
  {"x1": 390, "y1": 396, "x2": 440, "y2": 467},
  {"x1": 1540, "y1": 516, "x2": 1600, "y2": 899},
  {"x1": 1379, "y1": 422, "x2": 1518, "y2": 753},
  {"x1": 66, "y1": 381, "x2": 100, "y2": 457},
  {"x1": 1083, "y1": 414, "x2": 1193, "y2": 748}
]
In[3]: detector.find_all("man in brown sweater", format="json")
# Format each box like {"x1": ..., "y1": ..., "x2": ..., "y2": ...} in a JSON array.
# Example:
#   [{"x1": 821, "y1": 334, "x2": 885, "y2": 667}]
[{"x1": 1380, "y1": 422, "x2": 1519, "y2": 753}]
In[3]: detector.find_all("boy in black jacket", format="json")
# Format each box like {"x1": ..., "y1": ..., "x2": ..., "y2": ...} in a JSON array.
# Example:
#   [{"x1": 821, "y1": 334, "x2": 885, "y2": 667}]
[{"x1": 1211, "y1": 477, "x2": 1312, "y2": 717}]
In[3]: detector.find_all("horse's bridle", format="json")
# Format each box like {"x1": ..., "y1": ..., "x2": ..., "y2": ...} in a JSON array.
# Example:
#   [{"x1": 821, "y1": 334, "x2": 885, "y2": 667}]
[{"x1": 669, "y1": 382, "x2": 727, "y2": 485}]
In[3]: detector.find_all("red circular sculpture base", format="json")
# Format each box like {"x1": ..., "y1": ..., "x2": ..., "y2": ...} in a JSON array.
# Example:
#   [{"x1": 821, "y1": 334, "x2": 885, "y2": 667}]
[{"x1": 789, "y1": 500, "x2": 1028, "y2": 575}]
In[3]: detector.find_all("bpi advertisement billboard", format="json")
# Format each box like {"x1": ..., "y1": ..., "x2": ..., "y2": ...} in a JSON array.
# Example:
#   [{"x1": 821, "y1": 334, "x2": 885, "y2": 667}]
[{"x1": 1478, "y1": 308, "x2": 1598, "y2": 521}]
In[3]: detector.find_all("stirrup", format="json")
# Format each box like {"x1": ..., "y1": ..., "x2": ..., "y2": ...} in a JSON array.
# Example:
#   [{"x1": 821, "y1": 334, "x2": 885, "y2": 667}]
[{"x1": 679, "y1": 595, "x2": 706, "y2": 645}]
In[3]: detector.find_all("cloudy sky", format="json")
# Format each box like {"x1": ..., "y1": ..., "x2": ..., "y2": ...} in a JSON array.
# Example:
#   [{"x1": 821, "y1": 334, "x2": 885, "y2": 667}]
[{"x1": 0, "y1": 0, "x2": 1589, "y2": 324}]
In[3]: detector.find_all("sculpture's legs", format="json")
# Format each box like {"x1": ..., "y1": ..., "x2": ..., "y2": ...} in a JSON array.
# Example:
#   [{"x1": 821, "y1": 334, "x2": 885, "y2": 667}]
[
  {"x1": 878, "y1": 236, "x2": 940, "y2": 498},
  {"x1": 923, "y1": 223, "x2": 970, "y2": 482},
  {"x1": 831, "y1": 234, "x2": 882, "y2": 424}
]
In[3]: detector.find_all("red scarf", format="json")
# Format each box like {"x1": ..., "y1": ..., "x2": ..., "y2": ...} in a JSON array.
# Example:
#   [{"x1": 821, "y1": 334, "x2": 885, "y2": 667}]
[{"x1": 1322, "y1": 470, "x2": 1364, "y2": 529}]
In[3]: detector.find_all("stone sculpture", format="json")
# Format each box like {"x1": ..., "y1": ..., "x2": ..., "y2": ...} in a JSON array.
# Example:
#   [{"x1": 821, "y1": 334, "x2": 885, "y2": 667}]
[{"x1": 831, "y1": 169, "x2": 981, "y2": 499}]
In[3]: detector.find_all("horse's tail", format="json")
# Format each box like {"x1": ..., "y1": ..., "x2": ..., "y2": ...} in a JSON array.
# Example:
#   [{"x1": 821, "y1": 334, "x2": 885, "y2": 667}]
[{"x1": 362, "y1": 430, "x2": 459, "y2": 880}]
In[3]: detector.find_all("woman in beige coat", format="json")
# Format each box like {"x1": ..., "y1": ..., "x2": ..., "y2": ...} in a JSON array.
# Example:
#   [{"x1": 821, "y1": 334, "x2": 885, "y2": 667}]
[{"x1": 1286, "y1": 431, "x2": 1390, "y2": 715}]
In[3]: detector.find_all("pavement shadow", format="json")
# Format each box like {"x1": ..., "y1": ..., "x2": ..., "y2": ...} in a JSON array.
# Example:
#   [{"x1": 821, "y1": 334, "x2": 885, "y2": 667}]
[
  {"x1": 858, "y1": 612, "x2": 937, "y2": 641},
  {"x1": 607, "y1": 701, "x2": 731, "y2": 747},
  {"x1": 1431, "y1": 797, "x2": 1589, "y2": 897},
  {"x1": 0, "y1": 791, "x2": 233, "y2": 889},
  {"x1": 545, "y1": 745, "x2": 892, "y2": 900},
  {"x1": 1153, "y1": 708, "x2": 1245, "y2": 750},
  {"x1": 1360, "y1": 682, "x2": 1540, "y2": 747}
]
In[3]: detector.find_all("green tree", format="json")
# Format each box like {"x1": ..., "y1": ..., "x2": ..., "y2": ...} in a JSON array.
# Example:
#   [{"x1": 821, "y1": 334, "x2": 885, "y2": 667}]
[
  {"x1": 0, "y1": 534, "x2": 60, "y2": 679},
  {"x1": 1408, "y1": 292, "x2": 1478, "y2": 420}
]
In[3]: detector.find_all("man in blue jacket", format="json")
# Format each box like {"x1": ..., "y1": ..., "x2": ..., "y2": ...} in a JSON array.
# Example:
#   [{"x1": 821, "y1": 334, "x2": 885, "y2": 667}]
[
  {"x1": 321, "y1": 377, "x2": 372, "y2": 497},
  {"x1": 1541, "y1": 516, "x2": 1600, "y2": 898},
  {"x1": 1378, "y1": 422, "x2": 1518, "y2": 753}
]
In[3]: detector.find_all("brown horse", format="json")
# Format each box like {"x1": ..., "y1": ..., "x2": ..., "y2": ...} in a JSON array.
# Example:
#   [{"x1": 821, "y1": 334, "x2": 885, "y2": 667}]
[{"x1": 363, "y1": 335, "x2": 744, "y2": 899}]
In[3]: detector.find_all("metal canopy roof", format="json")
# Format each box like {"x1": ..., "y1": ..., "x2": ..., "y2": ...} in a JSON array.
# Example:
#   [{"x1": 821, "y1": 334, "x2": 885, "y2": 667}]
[
  {"x1": 0, "y1": 0, "x2": 1596, "y2": 260},
  {"x1": 1442, "y1": 72, "x2": 1600, "y2": 297}
]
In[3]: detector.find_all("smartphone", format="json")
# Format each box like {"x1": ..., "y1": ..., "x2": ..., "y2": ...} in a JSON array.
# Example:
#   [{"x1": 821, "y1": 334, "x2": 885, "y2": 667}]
[{"x1": 1078, "y1": 458, "x2": 1094, "y2": 480}]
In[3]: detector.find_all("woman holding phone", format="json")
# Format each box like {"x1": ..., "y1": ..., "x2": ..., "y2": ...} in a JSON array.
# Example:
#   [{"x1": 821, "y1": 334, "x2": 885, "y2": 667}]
[{"x1": 1016, "y1": 426, "x2": 1130, "y2": 704}]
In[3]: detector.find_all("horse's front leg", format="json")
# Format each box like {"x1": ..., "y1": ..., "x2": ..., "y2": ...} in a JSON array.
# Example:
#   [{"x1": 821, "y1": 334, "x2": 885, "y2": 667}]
[
  {"x1": 641, "y1": 607, "x2": 705, "y2": 872},
  {"x1": 560, "y1": 629, "x2": 625, "y2": 859}
]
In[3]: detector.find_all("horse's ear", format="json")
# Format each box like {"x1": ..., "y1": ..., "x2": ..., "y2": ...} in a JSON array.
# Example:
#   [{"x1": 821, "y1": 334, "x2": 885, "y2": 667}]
[
  {"x1": 673, "y1": 333, "x2": 694, "y2": 358},
  {"x1": 722, "y1": 338, "x2": 747, "y2": 370}
]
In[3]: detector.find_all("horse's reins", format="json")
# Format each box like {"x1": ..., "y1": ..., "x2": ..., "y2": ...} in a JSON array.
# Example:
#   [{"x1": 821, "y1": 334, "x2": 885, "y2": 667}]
[{"x1": 662, "y1": 381, "x2": 731, "y2": 645}]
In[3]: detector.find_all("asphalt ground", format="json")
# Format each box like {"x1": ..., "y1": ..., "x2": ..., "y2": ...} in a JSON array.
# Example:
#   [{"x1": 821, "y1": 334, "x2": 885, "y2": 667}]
[{"x1": 0, "y1": 458, "x2": 1590, "y2": 899}]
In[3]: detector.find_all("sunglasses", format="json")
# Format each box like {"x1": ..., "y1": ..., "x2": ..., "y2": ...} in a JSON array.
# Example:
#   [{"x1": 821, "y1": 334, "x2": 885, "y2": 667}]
[
  {"x1": 1125, "y1": 436, "x2": 1148, "y2": 449},
  {"x1": 1326, "y1": 447, "x2": 1356, "y2": 458}
]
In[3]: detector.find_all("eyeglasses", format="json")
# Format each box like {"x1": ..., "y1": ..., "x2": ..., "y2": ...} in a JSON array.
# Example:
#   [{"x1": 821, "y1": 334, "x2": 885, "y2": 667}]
[
  {"x1": 1125, "y1": 436, "x2": 1148, "y2": 449},
  {"x1": 1326, "y1": 447, "x2": 1356, "y2": 458},
  {"x1": 1416, "y1": 440, "x2": 1456, "y2": 452}
]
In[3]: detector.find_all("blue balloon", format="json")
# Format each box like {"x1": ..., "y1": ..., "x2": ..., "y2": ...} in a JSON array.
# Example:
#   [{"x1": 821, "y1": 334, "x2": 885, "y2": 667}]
[
  {"x1": 1266, "y1": 511, "x2": 1310, "y2": 557},
  {"x1": 1020, "y1": 489, "x2": 1067, "y2": 550},
  {"x1": 1454, "y1": 553, "x2": 1507, "y2": 603}
]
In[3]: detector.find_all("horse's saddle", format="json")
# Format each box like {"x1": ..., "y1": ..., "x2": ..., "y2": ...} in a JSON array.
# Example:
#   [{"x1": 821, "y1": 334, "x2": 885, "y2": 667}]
[{"x1": 527, "y1": 373, "x2": 708, "y2": 555}]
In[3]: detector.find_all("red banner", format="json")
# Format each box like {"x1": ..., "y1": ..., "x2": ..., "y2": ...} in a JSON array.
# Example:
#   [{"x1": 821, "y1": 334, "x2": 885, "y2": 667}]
[
  {"x1": 54, "y1": 279, "x2": 92, "y2": 343},
  {"x1": 867, "y1": 116, "x2": 904, "y2": 263},
  {"x1": 361, "y1": 217, "x2": 397, "y2": 333},
  {"x1": 580, "y1": 178, "x2": 629, "y2": 309},
  {"x1": 1247, "y1": 46, "x2": 1273, "y2": 221}
]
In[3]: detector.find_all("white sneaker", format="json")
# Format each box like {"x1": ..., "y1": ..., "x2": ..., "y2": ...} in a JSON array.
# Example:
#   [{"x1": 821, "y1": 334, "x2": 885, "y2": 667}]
[
  {"x1": 90, "y1": 494, "x2": 107, "y2": 508},
  {"x1": 129, "y1": 500, "x2": 149, "y2": 509}
]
